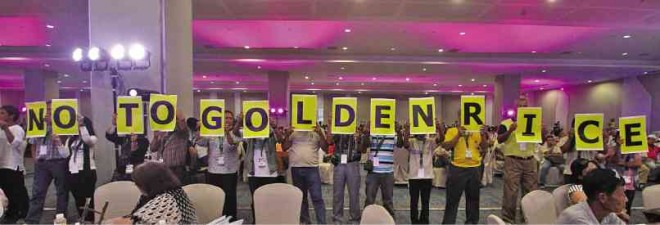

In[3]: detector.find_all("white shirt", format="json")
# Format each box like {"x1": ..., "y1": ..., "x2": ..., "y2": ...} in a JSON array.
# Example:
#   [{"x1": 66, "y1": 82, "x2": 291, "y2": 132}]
[
  {"x1": 66, "y1": 127, "x2": 97, "y2": 173},
  {"x1": 556, "y1": 201, "x2": 624, "y2": 225},
  {"x1": 0, "y1": 125, "x2": 25, "y2": 171},
  {"x1": 207, "y1": 133, "x2": 241, "y2": 174},
  {"x1": 249, "y1": 140, "x2": 277, "y2": 178}
]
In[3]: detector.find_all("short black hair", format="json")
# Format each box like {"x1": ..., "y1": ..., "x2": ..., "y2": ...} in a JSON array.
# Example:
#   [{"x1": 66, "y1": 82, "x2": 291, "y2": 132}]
[
  {"x1": 1, "y1": 105, "x2": 19, "y2": 122},
  {"x1": 582, "y1": 168, "x2": 625, "y2": 203},
  {"x1": 132, "y1": 162, "x2": 181, "y2": 198}
]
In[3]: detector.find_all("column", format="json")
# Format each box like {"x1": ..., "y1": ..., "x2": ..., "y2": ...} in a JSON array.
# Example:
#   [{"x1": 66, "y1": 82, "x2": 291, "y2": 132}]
[
  {"x1": 638, "y1": 74, "x2": 660, "y2": 131},
  {"x1": 24, "y1": 70, "x2": 59, "y2": 102},
  {"x1": 88, "y1": 0, "x2": 193, "y2": 182},
  {"x1": 493, "y1": 74, "x2": 521, "y2": 123},
  {"x1": 267, "y1": 71, "x2": 290, "y2": 122}
]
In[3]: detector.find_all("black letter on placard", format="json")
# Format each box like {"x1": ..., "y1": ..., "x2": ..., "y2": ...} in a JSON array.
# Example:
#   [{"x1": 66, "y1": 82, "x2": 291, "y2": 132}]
[
  {"x1": 577, "y1": 120, "x2": 599, "y2": 144},
  {"x1": 624, "y1": 123, "x2": 643, "y2": 147},
  {"x1": 335, "y1": 105, "x2": 355, "y2": 127},
  {"x1": 412, "y1": 104, "x2": 433, "y2": 127},
  {"x1": 202, "y1": 106, "x2": 223, "y2": 129},
  {"x1": 375, "y1": 106, "x2": 391, "y2": 129},
  {"x1": 463, "y1": 103, "x2": 483, "y2": 126},
  {"x1": 53, "y1": 106, "x2": 76, "y2": 129},
  {"x1": 28, "y1": 108, "x2": 45, "y2": 131},
  {"x1": 522, "y1": 114, "x2": 537, "y2": 136},
  {"x1": 150, "y1": 101, "x2": 174, "y2": 124},
  {"x1": 296, "y1": 101, "x2": 312, "y2": 125},
  {"x1": 245, "y1": 108, "x2": 268, "y2": 132},
  {"x1": 118, "y1": 103, "x2": 139, "y2": 127}
]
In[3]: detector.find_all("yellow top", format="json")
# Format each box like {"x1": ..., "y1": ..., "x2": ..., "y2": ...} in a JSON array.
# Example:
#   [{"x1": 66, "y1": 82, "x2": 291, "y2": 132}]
[
  {"x1": 444, "y1": 127, "x2": 482, "y2": 168},
  {"x1": 502, "y1": 128, "x2": 535, "y2": 157}
]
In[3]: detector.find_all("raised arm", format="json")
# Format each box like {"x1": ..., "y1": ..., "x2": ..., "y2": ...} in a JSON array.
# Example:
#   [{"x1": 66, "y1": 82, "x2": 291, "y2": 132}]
[
  {"x1": 498, "y1": 122, "x2": 517, "y2": 143},
  {"x1": 282, "y1": 128, "x2": 294, "y2": 151}
]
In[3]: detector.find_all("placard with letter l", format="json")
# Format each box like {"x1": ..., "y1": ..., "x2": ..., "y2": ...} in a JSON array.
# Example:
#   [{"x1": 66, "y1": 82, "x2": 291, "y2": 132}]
[
  {"x1": 26, "y1": 101, "x2": 47, "y2": 138},
  {"x1": 243, "y1": 100, "x2": 270, "y2": 138},
  {"x1": 370, "y1": 98, "x2": 396, "y2": 136},
  {"x1": 116, "y1": 96, "x2": 144, "y2": 135},
  {"x1": 291, "y1": 94, "x2": 317, "y2": 131},
  {"x1": 619, "y1": 116, "x2": 648, "y2": 154},
  {"x1": 51, "y1": 99, "x2": 79, "y2": 135},
  {"x1": 515, "y1": 107, "x2": 543, "y2": 143},
  {"x1": 331, "y1": 97, "x2": 357, "y2": 134},
  {"x1": 574, "y1": 113, "x2": 604, "y2": 151},
  {"x1": 199, "y1": 99, "x2": 225, "y2": 137},
  {"x1": 149, "y1": 94, "x2": 178, "y2": 132},
  {"x1": 461, "y1": 95, "x2": 485, "y2": 132},
  {"x1": 409, "y1": 97, "x2": 436, "y2": 134}
]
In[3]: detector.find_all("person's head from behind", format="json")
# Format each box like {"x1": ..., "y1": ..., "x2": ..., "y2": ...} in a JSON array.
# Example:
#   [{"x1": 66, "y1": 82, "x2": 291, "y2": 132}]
[
  {"x1": 0, "y1": 105, "x2": 19, "y2": 124},
  {"x1": 570, "y1": 158, "x2": 599, "y2": 184},
  {"x1": 583, "y1": 169, "x2": 627, "y2": 214},
  {"x1": 132, "y1": 162, "x2": 181, "y2": 198}
]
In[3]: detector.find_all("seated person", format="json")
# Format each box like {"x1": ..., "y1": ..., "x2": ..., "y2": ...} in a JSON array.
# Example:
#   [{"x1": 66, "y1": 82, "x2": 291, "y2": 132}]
[
  {"x1": 556, "y1": 169, "x2": 627, "y2": 224},
  {"x1": 538, "y1": 135, "x2": 564, "y2": 186},
  {"x1": 105, "y1": 162, "x2": 197, "y2": 224},
  {"x1": 566, "y1": 159, "x2": 599, "y2": 205}
]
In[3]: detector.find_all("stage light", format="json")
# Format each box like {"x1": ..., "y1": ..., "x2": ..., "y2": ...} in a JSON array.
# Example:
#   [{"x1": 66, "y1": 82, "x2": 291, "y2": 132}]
[
  {"x1": 72, "y1": 48, "x2": 83, "y2": 62},
  {"x1": 129, "y1": 89, "x2": 138, "y2": 97},
  {"x1": 270, "y1": 108, "x2": 276, "y2": 113},
  {"x1": 129, "y1": 44, "x2": 146, "y2": 60},
  {"x1": 277, "y1": 108, "x2": 284, "y2": 114},
  {"x1": 506, "y1": 109, "x2": 515, "y2": 117},
  {"x1": 88, "y1": 47, "x2": 100, "y2": 61},
  {"x1": 110, "y1": 44, "x2": 126, "y2": 60},
  {"x1": 438, "y1": 49, "x2": 444, "y2": 53},
  {"x1": 21, "y1": 107, "x2": 26, "y2": 112}
]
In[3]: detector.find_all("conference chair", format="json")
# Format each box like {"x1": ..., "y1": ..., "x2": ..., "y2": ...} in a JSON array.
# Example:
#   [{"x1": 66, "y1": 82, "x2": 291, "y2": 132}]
[
  {"x1": 360, "y1": 204, "x2": 395, "y2": 225},
  {"x1": 643, "y1": 184, "x2": 660, "y2": 210},
  {"x1": 552, "y1": 184, "x2": 571, "y2": 216},
  {"x1": 486, "y1": 214, "x2": 506, "y2": 225},
  {"x1": 521, "y1": 190, "x2": 557, "y2": 224},
  {"x1": 183, "y1": 183, "x2": 226, "y2": 224},
  {"x1": 254, "y1": 183, "x2": 302, "y2": 224},
  {"x1": 94, "y1": 181, "x2": 141, "y2": 221}
]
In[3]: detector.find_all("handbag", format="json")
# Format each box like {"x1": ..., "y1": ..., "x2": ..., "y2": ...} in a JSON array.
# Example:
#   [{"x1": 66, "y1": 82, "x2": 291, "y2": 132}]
[{"x1": 364, "y1": 138, "x2": 385, "y2": 172}]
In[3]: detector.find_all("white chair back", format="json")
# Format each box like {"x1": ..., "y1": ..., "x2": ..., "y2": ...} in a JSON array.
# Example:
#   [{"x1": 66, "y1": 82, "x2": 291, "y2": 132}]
[
  {"x1": 360, "y1": 204, "x2": 395, "y2": 225},
  {"x1": 254, "y1": 183, "x2": 302, "y2": 224},
  {"x1": 552, "y1": 184, "x2": 571, "y2": 216},
  {"x1": 183, "y1": 183, "x2": 226, "y2": 224},
  {"x1": 643, "y1": 184, "x2": 660, "y2": 210},
  {"x1": 94, "y1": 181, "x2": 141, "y2": 220},
  {"x1": 486, "y1": 214, "x2": 506, "y2": 225},
  {"x1": 521, "y1": 190, "x2": 557, "y2": 224}
]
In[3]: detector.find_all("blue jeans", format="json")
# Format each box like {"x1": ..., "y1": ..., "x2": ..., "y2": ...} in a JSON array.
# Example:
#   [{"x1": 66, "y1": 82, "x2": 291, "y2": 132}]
[
  {"x1": 539, "y1": 160, "x2": 564, "y2": 185},
  {"x1": 291, "y1": 167, "x2": 326, "y2": 224},
  {"x1": 26, "y1": 159, "x2": 69, "y2": 224}
]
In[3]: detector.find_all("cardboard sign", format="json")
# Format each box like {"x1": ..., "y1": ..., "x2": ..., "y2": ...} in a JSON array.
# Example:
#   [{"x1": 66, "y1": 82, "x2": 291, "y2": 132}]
[
  {"x1": 409, "y1": 97, "x2": 436, "y2": 135},
  {"x1": 516, "y1": 107, "x2": 543, "y2": 143},
  {"x1": 116, "y1": 96, "x2": 144, "y2": 135},
  {"x1": 370, "y1": 98, "x2": 396, "y2": 136},
  {"x1": 619, "y1": 116, "x2": 648, "y2": 154},
  {"x1": 243, "y1": 100, "x2": 270, "y2": 138},
  {"x1": 26, "y1": 101, "x2": 47, "y2": 138},
  {"x1": 51, "y1": 99, "x2": 79, "y2": 135},
  {"x1": 149, "y1": 94, "x2": 177, "y2": 132},
  {"x1": 461, "y1": 95, "x2": 485, "y2": 132},
  {"x1": 291, "y1": 94, "x2": 317, "y2": 131},
  {"x1": 199, "y1": 99, "x2": 225, "y2": 137},
  {"x1": 331, "y1": 97, "x2": 357, "y2": 134},
  {"x1": 574, "y1": 113, "x2": 604, "y2": 151}
]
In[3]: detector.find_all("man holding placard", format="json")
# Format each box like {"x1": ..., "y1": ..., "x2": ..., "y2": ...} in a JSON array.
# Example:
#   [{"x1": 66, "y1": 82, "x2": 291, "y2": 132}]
[
  {"x1": 149, "y1": 94, "x2": 190, "y2": 182},
  {"x1": 561, "y1": 115, "x2": 604, "y2": 181},
  {"x1": 107, "y1": 95, "x2": 149, "y2": 181},
  {"x1": 364, "y1": 98, "x2": 397, "y2": 217}
]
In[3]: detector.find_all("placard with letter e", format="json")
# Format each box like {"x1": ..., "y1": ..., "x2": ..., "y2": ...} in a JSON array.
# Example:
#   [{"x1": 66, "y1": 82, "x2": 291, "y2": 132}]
[
  {"x1": 331, "y1": 97, "x2": 357, "y2": 134},
  {"x1": 461, "y1": 95, "x2": 485, "y2": 132},
  {"x1": 25, "y1": 101, "x2": 47, "y2": 138},
  {"x1": 619, "y1": 116, "x2": 648, "y2": 154},
  {"x1": 199, "y1": 99, "x2": 225, "y2": 137},
  {"x1": 574, "y1": 113, "x2": 604, "y2": 151},
  {"x1": 116, "y1": 96, "x2": 144, "y2": 135},
  {"x1": 515, "y1": 107, "x2": 543, "y2": 143},
  {"x1": 291, "y1": 94, "x2": 317, "y2": 131},
  {"x1": 370, "y1": 98, "x2": 396, "y2": 136},
  {"x1": 149, "y1": 94, "x2": 177, "y2": 132},
  {"x1": 408, "y1": 97, "x2": 436, "y2": 134},
  {"x1": 243, "y1": 100, "x2": 270, "y2": 138},
  {"x1": 51, "y1": 99, "x2": 79, "y2": 135}
]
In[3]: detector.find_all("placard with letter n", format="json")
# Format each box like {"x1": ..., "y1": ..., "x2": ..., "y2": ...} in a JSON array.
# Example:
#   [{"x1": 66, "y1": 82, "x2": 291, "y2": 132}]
[
  {"x1": 26, "y1": 101, "x2": 47, "y2": 138},
  {"x1": 515, "y1": 107, "x2": 542, "y2": 143},
  {"x1": 370, "y1": 98, "x2": 396, "y2": 136},
  {"x1": 51, "y1": 99, "x2": 79, "y2": 135},
  {"x1": 291, "y1": 94, "x2": 317, "y2": 131},
  {"x1": 619, "y1": 116, "x2": 648, "y2": 154},
  {"x1": 331, "y1": 97, "x2": 357, "y2": 134},
  {"x1": 243, "y1": 100, "x2": 270, "y2": 138},
  {"x1": 408, "y1": 97, "x2": 436, "y2": 134},
  {"x1": 574, "y1": 113, "x2": 604, "y2": 151},
  {"x1": 149, "y1": 94, "x2": 178, "y2": 132},
  {"x1": 199, "y1": 99, "x2": 225, "y2": 137},
  {"x1": 461, "y1": 95, "x2": 485, "y2": 132},
  {"x1": 116, "y1": 96, "x2": 144, "y2": 135}
]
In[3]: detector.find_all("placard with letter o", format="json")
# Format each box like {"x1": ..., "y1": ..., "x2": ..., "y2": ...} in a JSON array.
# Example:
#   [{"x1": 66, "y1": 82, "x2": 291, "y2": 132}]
[
  {"x1": 149, "y1": 94, "x2": 177, "y2": 132},
  {"x1": 243, "y1": 100, "x2": 270, "y2": 139},
  {"x1": 51, "y1": 99, "x2": 79, "y2": 135},
  {"x1": 116, "y1": 96, "x2": 144, "y2": 135}
]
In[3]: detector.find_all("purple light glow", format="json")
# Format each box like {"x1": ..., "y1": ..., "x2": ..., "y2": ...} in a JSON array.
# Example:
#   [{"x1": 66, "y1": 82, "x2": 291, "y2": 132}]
[
  {"x1": 277, "y1": 108, "x2": 284, "y2": 114},
  {"x1": 506, "y1": 109, "x2": 515, "y2": 117},
  {"x1": 270, "y1": 108, "x2": 276, "y2": 113},
  {"x1": 21, "y1": 107, "x2": 27, "y2": 113}
]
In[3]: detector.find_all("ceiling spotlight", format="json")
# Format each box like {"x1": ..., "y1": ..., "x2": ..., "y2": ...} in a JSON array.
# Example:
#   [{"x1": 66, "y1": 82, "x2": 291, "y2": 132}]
[
  {"x1": 587, "y1": 80, "x2": 593, "y2": 83},
  {"x1": 361, "y1": 83, "x2": 364, "y2": 86},
  {"x1": 57, "y1": 80, "x2": 62, "y2": 84},
  {"x1": 622, "y1": 52, "x2": 628, "y2": 56},
  {"x1": 470, "y1": 78, "x2": 475, "y2": 82},
  {"x1": 128, "y1": 89, "x2": 138, "y2": 97},
  {"x1": 88, "y1": 47, "x2": 100, "y2": 61},
  {"x1": 458, "y1": 84, "x2": 463, "y2": 87},
  {"x1": 340, "y1": 67, "x2": 345, "y2": 70},
  {"x1": 344, "y1": 28, "x2": 351, "y2": 33},
  {"x1": 277, "y1": 108, "x2": 284, "y2": 114},
  {"x1": 63, "y1": 74, "x2": 69, "y2": 78},
  {"x1": 623, "y1": 35, "x2": 632, "y2": 39},
  {"x1": 372, "y1": 77, "x2": 377, "y2": 81},
  {"x1": 540, "y1": 87, "x2": 545, "y2": 90},
  {"x1": 110, "y1": 44, "x2": 126, "y2": 60},
  {"x1": 202, "y1": 75, "x2": 207, "y2": 79},
  {"x1": 541, "y1": 70, "x2": 547, "y2": 73},
  {"x1": 342, "y1": 46, "x2": 348, "y2": 51},
  {"x1": 72, "y1": 48, "x2": 83, "y2": 62},
  {"x1": 45, "y1": 44, "x2": 51, "y2": 47},
  {"x1": 459, "y1": 32, "x2": 466, "y2": 36},
  {"x1": 270, "y1": 108, "x2": 276, "y2": 113},
  {"x1": 339, "y1": 76, "x2": 344, "y2": 80},
  {"x1": 531, "y1": 50, "x2": 537, "y2": 54},
  {"x1": 305, "y1": 76, "x2": 309, "y2": 80},
  {"x1": 244, "y1": 46, "x2": 250, "y2": 49},
  {"x1": 257, "y1": 66, "x2": 262, "y2": 69},
  {"x1": 82, "y1": 80, "x2": 88, "y2": 83},
  {"x1": 128, "y1": 44, "x2": 146, "y2": 60},
  {"x1": 46, "y1": 24, "x2": 54, "y2": 29},
  {"x1": 235, "y1": 81, "x2": 240, "y2": 84},
  {"x1": 311, "y1": 82, "x2": 315, "y2": 85},
  {"x1": 197, "y1": 89, "x2": 201, "y2": 93},
  {"x1": 534, "y1": 79, "x2": 540, "y2": 83},
  {"x1": 438, "y1": 49, "x2": 444, "y2": 53},
  {"x1": 482, "y1": 84, "x2": 487, "y2": 87},
  {"x1": 433, "y1": 83, "x2": 438, "y2": 87},
  {"x1": 336, "y1": 82, "x2": 339, "y2": 86},
  {"x1": 422, "y1": 68, "x2": 427, "y2": 71},
  {"x1": 390, "y1": 47, "x2": 396, "y2": 51},
  {"x1": 405, "y1": 77, "x2": 410, "y2": 82}
]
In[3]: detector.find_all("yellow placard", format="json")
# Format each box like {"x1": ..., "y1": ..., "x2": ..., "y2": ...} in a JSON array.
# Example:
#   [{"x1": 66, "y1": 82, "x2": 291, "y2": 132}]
[
  {"x1": 331, "y1": 97, "x2": 357, "y2": 134},
  {"x1": 25, "y1": 101, "x2": 47, "y2": 138},
  {"x1": 199, "y1": 99, "x2": 225, "y2": 137},
  {"x1": 243, "y1": 100, "x2": 270, "y2": 138},
  {"x1": 574, "y1": 113, "x2": 604, "y2": 151},
  {"x1": 409, "y1": 97, "x2": 436, "y2": 134},
  {"x1": 370, "y1": 98, "x2": 396, "y2": 136},
  {"x1": 619, "y1": 116, "x2": 648, "y2": 154},
  {"x1": 116, "y1": 96, "x2": 144, "y2": 135},
  {"x1": 51, "y1": 99, "x2": 79, "y2": 135},
  {"x1": 515, "y1": 107, "x2": 543, "y2": 143},
  {"x1": 291, "y1": 94, "x2": 317, "y2": 131},
  {"x1": 461, "y1": 95, "x2": 485, "y2": 132},
  {"x1": 149, "y1": 94, "x2": 177, "y2": 132}
]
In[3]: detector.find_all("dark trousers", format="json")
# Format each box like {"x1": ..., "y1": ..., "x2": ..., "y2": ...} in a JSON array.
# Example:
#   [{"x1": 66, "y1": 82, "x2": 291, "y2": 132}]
[
  {"x1": 67, "y1": 170, "x2": 97, "y2": 222},
  {"x1": 625, "y1": 189, "x2": 635, "y2": 215},
  {"x1": 408, "y1": 179, "x2": 432, "y2": 224},
  {"x1": 442, "y1": 165, "x2": 481, "y2": 224},
  {"x1": 0, "y1": 168, "x2": 29, "y2": 222},
  {"x1": 26, "y1": 159, "x2": 69, "y2": 224},
  {"x1": 248, "y1": 176, "x2": 280, "y2": 223},
  {"x1": 291, "y1": 167, "x2": 326, "y2": 224},
  {"x1": 365, "y1": 173, "x2": 395, "y2": 217},
  {"x1": 207, "y1": 172, "x2": 238, "y2": 221}
]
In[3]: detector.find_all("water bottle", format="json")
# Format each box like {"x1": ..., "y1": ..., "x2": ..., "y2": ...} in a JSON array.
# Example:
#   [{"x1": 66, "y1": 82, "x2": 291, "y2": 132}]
[{"x1": 53, "y1": 213, "x2": 66, "y2": 225}]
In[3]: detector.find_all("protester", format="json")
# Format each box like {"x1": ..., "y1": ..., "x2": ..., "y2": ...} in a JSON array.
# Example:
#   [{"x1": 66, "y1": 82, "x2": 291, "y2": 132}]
[
  {"x1": 64, "y1": 116, "x2": 98, "y2": 222},
  {"x1": 25, "y1": 102, "x2": 70, "y2": 224},
  {"x1": 480, "y1": 125, "x2": 499, "y2": 187},
  {"x1": 283, "y1": 123, "x2": 329, "y2": 224},
  {"x1": 106, "y1": 113, "x2": 149, "y2": 181},
  {"x1": 538, "y1": 135, "x2": 565, "y2": 187},
  {"x1": 566, "y1": 158, "x2": 599, "y2": 205},
  {"x1": 0, "y1": 105, "x2": 28, "y2": 223},
  {"x1": 561, "y1": 119, "x2": 601, "y2": 182},
  {"x1": 440, "y1": 125, "x2": 487, "y2": 224},
  {"x1": 556, "y1": 169, "x2": 627, "y2": 224},
  {"x1": 150, "y1": 110, "x2": 190, "y2": 183},
  {"x1": 364, "y1": 126, "x2": 397, "y2": 218}
]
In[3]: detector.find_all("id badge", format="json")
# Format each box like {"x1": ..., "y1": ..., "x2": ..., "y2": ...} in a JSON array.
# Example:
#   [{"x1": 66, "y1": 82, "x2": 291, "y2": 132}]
[
  {"x1": 372, "y1": 157, "x2": 380, "y2": 167},
  {"x1": 418, "y1": 168, "x2": 425, "y2": 178},
  {"x1": 519, "y1": 143, "x2": 527, "y2": 151},
  {"x1": 218, "y1": 156, "x2": 225, "y2": 166},
  {"x1": 623, "y1": 175, "x2": 633, "y2": 184},
  {"x1": 257, "y1": 158, "x2": 267, "y2": 168},
  {"x1": 465, "y1": 149, "x2": 473, "y2": 159},
  {"x1": 341, "y1": 154, "x2": 348, "y2": 164},
  {"x1": 39, "y1": 146, "x2": 47, "y2": 156}
]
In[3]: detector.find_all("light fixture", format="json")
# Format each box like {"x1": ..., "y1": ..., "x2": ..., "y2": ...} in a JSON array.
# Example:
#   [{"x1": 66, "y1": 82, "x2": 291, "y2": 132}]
[
  {"x1": 547, "y1": 0, "x2": 556, "y2": 2},
  {"x1": 470, "y1": 78, "x2": 475, "y2": 82},
  {"x1": 46, "y1": 24, "x2": 54, "y2": 29},
  {"x1": 560, "y1": 88, "x2": 565, "y2": 91},
  {"x1": 644, "y1": 71, "x2": 648, "y2": 75},
  {"x1": 277, "y1": 108, "x2": 284, "y2": 114},
  {"x1": 21, "y1": 107, "x2": 26, "y2": 113},
  {"x1": 257, "y1": 66, "x2": 262, "y2": 69},
  {"x1": 45, "y1": 44, "x2": 51, "y2": 47},
  {"x1": 361, "y1": 82, "x2": 364, "y2": 86},
  {"x1": 72, "y1": 48, "x2": 83, "y2": 62},
  {"x1": 458, "y1": 84, "x2": 463, "y2": 87},
  {"x1": 128, "y1": 89, "x2": 138, "y2": 97},
  {"x1": 623, "y1": 35, "x2": 632, "y2": 39},
  {"x1": 344, "y1": 28, "x2": 351, "y2": 33},
  {"x1": 422, "y1": 68, "x2": 427, "y2": 71},
  {"x1": 270, "y1": 108, "x2": 276, "y2": 113},
  {"x1": 587, "y1": 80, "x2": 593, "y2": 83},
  {"x1": 438, "y1": 49, "x2": 444, "y2": 53},
  {"x1": 57, "y1": 80, "x2": 62, "y2": 84},
  {"x1": 235, "y1": 81, "x2": 240, "y2": 84},
  {"x1": 534, "y1": 79, "x2": 540, "y2": 83},
  {"x1": 622, "y1": 52, "x2": 628, "y2": 56},
  {"x1": 540, "y1": 87, "x2": 545, "y2": 90},
  {"x1": 482, "y1": 84, "x2": 487, "y2": 87},
  {"x1": 311, "y1": 82, "x2": 315, "y2": 85},
  {"x1": 244, "y1": 46, "x2": 250, "y2": 49},
  {"x1": 202, "y1": 75, "x2": 207, "y2": 79},
  {"x1": 433, "y1": 83, "x2": 438, "y2": 87},
  {"x1": 405, "y1": 77, "x2": 410, "y2": 82},
  {"x1": 358, "y1": 91, "x2": 362, "y2": 94},
  {"x1": 336, "y1": 82, "x2": 339, "y2": 86},
  {"x1": 305, "y1": 76, "x2": 309, "y2": 80},
  {"x1": 63, "y1": 74, "x2": 69, "y2": 78},
  {"x1": 425, "y1": 92, "x2": 429, "y2": 95},
  {"x1": 506, "y1": 109, "x2": 515, "y2": 117},
  {"x1": 197, "y1": 89, "x2": 201, "y2": 93},
  {"x1": 128, "y1": 44, "x2": 146, "y2": 60},
  {"x1": 342, "y1": 46, "x2": 348, "y2": 51},
  {"x1": 110, "y1": 44, "x2": 126, "y2": 60},
  {"x1": 340, "y1": 67, "x2": 345, "y2": 70},
  {"x1": 210, "y1": 81, "x2": 215, "y2": 84},
  {"x1": 82, "y1": 80, "x2": 88, "y2": 83},
  {"x1": 293, "y1": 46, "x2": 299, "y2": 49},
  {"x1": 541, "y1": 70, "x2": 547, "y2": 73},
  {"x1": 531, "y1": 50, "x2": 537, "y2": 54},
  {"x1": 372, "y1": 77, "x2": 377, "y2": 81},
  {"x1": 390, "y1": 47, "x2": 396, "y2": 51},
  {"x1": 44, "y1": 63, "x2": 50, "y2": 68},
  {"x1": 88, "y1": 47, "x2": 101, "y2": 61},
  {"x1": 459, "y1": 32, "x2": 466, "y2": 36}
]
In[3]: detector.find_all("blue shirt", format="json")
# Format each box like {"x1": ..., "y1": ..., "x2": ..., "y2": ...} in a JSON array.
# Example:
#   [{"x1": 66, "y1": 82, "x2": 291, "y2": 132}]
[{"x1": 370, "y1": 135, "x2": 396, "y2": 174}]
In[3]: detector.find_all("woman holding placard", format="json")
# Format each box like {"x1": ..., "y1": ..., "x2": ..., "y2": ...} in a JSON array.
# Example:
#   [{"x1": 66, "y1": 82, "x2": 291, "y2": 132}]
[{"x1": 63, "y1": 116, "x2": 98, "y2": 222}]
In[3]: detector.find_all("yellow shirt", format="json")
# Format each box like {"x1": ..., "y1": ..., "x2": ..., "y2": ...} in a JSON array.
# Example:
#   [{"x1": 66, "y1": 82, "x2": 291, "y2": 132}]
[
  {"x1": 444, "y1": 127, "x2": 482, "y2": 168},
  {"x1": 502, "y1": 134, "x2": 535, "y2": 157}
]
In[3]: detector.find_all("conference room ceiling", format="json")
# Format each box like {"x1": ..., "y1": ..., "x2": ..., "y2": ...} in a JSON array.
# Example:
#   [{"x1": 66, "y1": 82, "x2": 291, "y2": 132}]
[{"x1": 0, "y1": 0, "x2": 659, "y2": 93}]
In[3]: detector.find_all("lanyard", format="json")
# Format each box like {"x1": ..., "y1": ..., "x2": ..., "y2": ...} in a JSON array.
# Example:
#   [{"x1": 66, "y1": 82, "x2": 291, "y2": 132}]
[{"x1": 414, "y1": 138, "x2": 427, "y2": 168}]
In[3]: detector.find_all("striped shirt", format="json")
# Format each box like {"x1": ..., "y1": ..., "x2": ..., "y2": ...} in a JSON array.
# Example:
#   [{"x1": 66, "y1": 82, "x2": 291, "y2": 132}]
[{"x1": 370, "y1": 135, "x2": 396, "y2": 174}]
